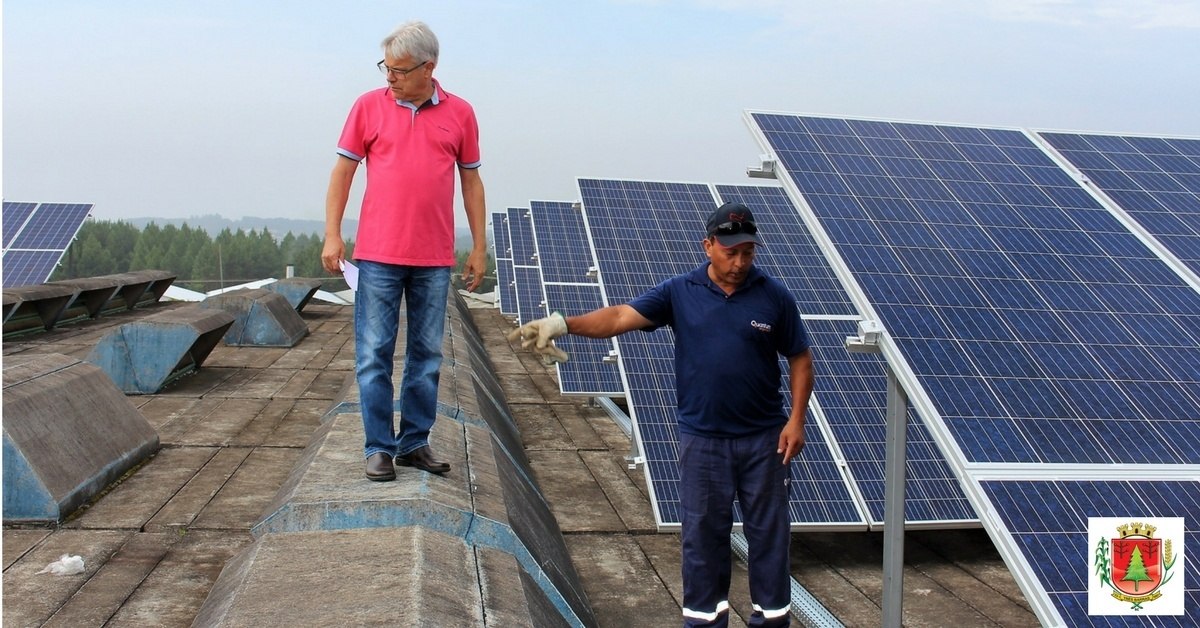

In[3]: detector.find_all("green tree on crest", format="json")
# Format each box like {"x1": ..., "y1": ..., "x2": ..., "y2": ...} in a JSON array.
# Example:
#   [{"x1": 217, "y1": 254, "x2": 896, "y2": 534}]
[{"x1": 1122, "y1": 545, "x2": 1152, "y2": 592}]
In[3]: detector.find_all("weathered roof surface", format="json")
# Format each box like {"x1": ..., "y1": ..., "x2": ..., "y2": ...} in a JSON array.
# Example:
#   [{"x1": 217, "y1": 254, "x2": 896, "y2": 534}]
[{"x1": 2, "y1": 297, "x2": 1036, "y2": 626}]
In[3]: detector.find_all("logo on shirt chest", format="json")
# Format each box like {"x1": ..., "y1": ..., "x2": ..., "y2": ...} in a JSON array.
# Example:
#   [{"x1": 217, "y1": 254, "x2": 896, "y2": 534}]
[{"x1": 750, "y1": 320, "x2": 773, "y2": 333}]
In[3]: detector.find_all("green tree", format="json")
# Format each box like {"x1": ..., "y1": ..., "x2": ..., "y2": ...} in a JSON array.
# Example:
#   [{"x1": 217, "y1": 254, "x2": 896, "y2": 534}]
[
  {"x1": 189, "y1": 242, "x2": 220, "y2": 291},
  {"x1": 130, "y1": 222, "x2": 165, "y2": 271},
  {"x1": 161, "y1": 224, "x2": 191, "y2": 277},
  {"x1": 54, "y1": 219, "x2": 353, "y2": 290},
  {"x1": 51, "y1": 232, "x2": 115, "y2": 279},
  {"x1": 1122, "y1": 545, "x2": 1153, "y2": 592},
  {"x1": 105, "y1": 221, "x2": 140, "y2": 272},
  {"x1": 251, "y1": 228, "x2": 283, "y2": 278}
]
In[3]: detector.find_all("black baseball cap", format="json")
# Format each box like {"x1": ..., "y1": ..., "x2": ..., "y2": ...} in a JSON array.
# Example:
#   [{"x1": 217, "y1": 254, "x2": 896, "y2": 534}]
[{"x1": 705, "y1": 202, "x2": 762, "y2": 247}]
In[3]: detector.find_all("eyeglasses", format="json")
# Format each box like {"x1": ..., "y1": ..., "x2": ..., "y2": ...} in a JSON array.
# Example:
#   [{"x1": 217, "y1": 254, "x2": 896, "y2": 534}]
[
  {"x1": 377, "y1": 59, "x2": 427, "y2": 77},
  {"x1": 712, "y1": 221, "x2": 758, "y2": 236}
]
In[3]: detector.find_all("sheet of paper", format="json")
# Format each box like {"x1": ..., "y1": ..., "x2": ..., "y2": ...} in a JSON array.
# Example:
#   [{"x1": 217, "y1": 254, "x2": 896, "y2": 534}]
[{"x1": 339, "y1": 259, "x2": 359, "y2": 292}]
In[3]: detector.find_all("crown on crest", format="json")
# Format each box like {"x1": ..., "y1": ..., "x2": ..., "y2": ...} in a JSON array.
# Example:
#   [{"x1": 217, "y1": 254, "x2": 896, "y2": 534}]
[{"x1": 1117, "y1": 522, "x2": 1156, "y2": 538}]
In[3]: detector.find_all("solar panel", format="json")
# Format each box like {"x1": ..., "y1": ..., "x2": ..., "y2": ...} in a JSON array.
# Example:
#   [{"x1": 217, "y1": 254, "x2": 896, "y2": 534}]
[
  {"x1": 9, "y1": 203, "x2": 93, "y2": 250},
  {"x1": 542, "y1": 283, "x2": 623, "y2": 396},
  {"x1": 577, "y1": 178, "x2": 864, "y2": 530},
  {"x1": 748, "y1": 112, "x2": 1200, "y2": 467},
  {"x1": 2, "y1": 202, "x2": 92, "y2": 288},
  {"x1": 491, "y1": 212, "x2": 517, "y2": 316},
  {"x1": 746, "y1": 110, "x2": 1200, "y2": 626},
  {"x1": 2, "y1": 250, "x2": 68, "y2": 289},
  {"x1": 3, "y1": 201, "x2": 38, "y2": 248},
  {"x1": 528, "y1": 201, "x2": 596, "y2": 283},
  {"x1": 528, "y1": 200, "x2": 623, "y2": 397},
  {"x1": 496, "y1": 258, "x2": 517, "y2": 318},
  {"x1": 514, "y1": 265, "x2": 547, "y2": 325},
  {"x1": 804, "y1": 318, "x2": 975, "y2": 525},
  {"x1": 493, "y1": 211, "x2": 512, "y2": 261},
  {"x1": 1037, "y1": 132, "x2": 1200, "y2": 280},
  {"x1": 506, "y1": 208, "x2": 546, "y2": 326},
  {"x1": 979, "y1": 477, "x2": 1199, "y2": 626}
]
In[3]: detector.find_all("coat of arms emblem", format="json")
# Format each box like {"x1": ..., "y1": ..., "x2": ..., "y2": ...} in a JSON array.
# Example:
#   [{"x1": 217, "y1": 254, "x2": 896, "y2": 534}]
[{"x1": 1093, "y1": 521, "x2": 1178, "y2": 611}]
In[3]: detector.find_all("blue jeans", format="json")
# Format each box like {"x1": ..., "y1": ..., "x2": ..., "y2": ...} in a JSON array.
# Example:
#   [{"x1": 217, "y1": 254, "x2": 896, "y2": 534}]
[{"x1": 354, "y1": 261, "x2": 450, "y2": 459}]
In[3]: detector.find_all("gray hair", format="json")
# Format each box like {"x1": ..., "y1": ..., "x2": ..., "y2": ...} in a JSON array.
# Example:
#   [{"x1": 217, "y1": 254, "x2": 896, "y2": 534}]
[{"x1": 381, "y1": 21, "x2": 439, "y2": 64}]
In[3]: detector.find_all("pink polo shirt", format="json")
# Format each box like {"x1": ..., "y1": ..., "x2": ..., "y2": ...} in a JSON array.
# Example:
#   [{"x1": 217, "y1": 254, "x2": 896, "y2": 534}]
[{"x1": 336, "y1": 81, "x2": 481, "y2": 266}]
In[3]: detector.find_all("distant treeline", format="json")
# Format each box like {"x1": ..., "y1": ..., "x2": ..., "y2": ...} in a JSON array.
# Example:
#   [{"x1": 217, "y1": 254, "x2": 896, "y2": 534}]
[{"x1": 52, "y1": 220, "x2": 494, "y2": 293}]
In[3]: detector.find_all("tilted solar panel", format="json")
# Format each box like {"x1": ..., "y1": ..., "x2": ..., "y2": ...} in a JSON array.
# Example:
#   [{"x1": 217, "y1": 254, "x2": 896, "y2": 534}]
[
  {"x1": 507, "y1": 207, "x2": 537, "y2": 268},
  {"x1": 3, "y1": 201, "x2": 38, "y2": 248},
  {"x1": 528, "y1": 200, "x2": 623, "y2": 397},
  {"x1": 2, "y1": 202, "x2": 92, "y2": 288},
  {"x1": 491, "y1": 212, "x2": 517, "y2": 317},
  {"x1": 529, "y1": 201, "x2": 596, "y2": 283},
  {"x1": 542, "y1": 283, "x2": 623, "y2": 396},
  {"x1": 507, "y1": 208, "x2": 546, "y2": 326},
  {"x1": 1038, "y1": 131, "x2": 1200, "y2": 280},
  {"x1": 979, "y1": 477, "x2": 1199, "y2": 626},
  {"x1": 514, "y1": 265, "x2": 547, "y2": 326},
  {"x1": 747, "y1": 110, "x2": 1200, "y2": 626},
  {"x1": 748, "y1": 112, "x2": 1200, "y2": 467},
  {"x1": 804, "y1": 318, "x2": 975, "y2": 525},
  {"x1": 496, "y1": 258, "x2": 517, "y2": 318},
  {"x1": 9, "y1": 203, "x2": 93, "y2": 250},
  {"x1": 2, "y1": 250, "x2": 66, "y2": 289}
]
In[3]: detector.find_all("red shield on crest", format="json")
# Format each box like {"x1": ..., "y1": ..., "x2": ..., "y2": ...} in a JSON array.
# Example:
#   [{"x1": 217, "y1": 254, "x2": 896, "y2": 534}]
[{"x1": 1111, "y1": 537, "x2": 1164, "y2": 596}]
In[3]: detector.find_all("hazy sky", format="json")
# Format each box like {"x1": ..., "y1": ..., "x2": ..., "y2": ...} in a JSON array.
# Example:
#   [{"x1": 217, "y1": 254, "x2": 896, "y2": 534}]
[{"x1": 3, "y1": 0, "x2": 1198, "y2": 230}]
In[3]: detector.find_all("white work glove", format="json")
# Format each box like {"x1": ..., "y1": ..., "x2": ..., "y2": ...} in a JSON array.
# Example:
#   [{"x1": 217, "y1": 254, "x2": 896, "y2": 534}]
[{"x1": 506, "y1": 312, "x2": 570, "y2": 364}]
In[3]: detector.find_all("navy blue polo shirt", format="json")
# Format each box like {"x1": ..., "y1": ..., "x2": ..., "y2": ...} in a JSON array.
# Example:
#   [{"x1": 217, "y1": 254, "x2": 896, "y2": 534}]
[{"x1": 627, "y1": 263, "x2": 810, "y2": 438}]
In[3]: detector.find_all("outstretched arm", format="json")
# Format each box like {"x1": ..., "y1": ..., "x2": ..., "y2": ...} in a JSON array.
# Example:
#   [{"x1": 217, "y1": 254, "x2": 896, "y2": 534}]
[{"x1": 564, "y1": 305, "x2": 653, "y2": 339}]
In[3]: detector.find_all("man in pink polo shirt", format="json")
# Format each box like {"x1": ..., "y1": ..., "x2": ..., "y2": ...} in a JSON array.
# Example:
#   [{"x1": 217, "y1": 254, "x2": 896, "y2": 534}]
[{"x1": 322, "y1": 20, "x2": 488, "y2": 482}]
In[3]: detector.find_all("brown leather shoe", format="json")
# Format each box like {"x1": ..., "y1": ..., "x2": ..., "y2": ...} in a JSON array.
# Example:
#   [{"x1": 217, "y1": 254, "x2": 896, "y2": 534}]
[
  {"x1": 395, "y1": 445, "x2": 450, "y2": 474},
  {"x1": 365, "y1": 452, "x2": 396, "y2": 481}
]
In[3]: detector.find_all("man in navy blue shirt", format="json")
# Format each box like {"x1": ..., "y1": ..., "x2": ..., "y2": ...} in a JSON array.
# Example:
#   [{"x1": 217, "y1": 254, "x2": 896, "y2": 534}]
[{"x1": 509, "y1": 202, "x2": 814, "y2": 627}]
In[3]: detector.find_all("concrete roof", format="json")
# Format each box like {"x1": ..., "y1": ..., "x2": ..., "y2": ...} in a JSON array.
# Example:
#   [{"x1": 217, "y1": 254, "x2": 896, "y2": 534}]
[{"x1": 2, "y1": 297, "x2": 1038, "y2": 626}]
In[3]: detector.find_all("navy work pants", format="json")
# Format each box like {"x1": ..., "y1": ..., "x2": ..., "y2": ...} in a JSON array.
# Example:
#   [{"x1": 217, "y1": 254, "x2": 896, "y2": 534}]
[{"x1": 679, "y1": 427, "x2": 791, "y2": 628}]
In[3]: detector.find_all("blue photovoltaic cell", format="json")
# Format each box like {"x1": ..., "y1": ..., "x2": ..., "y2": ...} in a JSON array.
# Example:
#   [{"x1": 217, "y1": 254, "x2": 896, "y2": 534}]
[
  {"x1": 491, "y1": 212, "x2": 517, "y2": 316},
  {"x1": 578, "y1": 178, "x2": 862, "y2": 528},
  {"x1": 980, "y1": 479, "x2": 1199, "y2": 626},
  {"x1": 750, "y1": 113, "x2": 1200, "y2": 467},
  {"x1": 529, "y1": 200, "x2": 623, "y2": 396},
  {"x1": 714, "y1": 185, "x2": 856, "y2": 317},
  {"x1": 8, "y1": 203, "x2": 92, "y2": 250},
  {"x1": 507, "y1": 208, "x2": 545, "y2": 325},
  {"x1": 496, "y1": 258, "x2": 517, "y2": 318},
  {"x1": 514, "y1": 265, "x2": 547, "y2": 325},
  {"x1": 543, "y1": 283, "x2": 623, "y2": 396},
  {"x1": 492, "y1": 211, "x2": 512, "y2": 260},
  {"x1": 1039, "y1": 132, "x2": 1200, "y2": 279},
  {"x1": 529, "y1": 200, "x2": 596, "y2": 283},
  {"x1": 507, "y1": 207, "x2": 537, "y2": 268},
  {"x1": 3, "y1": 201, "x2": 38, "y2": 248},
  {"x1": 2, "y1": 202, "x2": 92, "y2": 288},
  {"x1": 806, "y1": 318, "x2": 974, "y2": 524},
  {"x1": 2, "y1": 250, "x2": 66, "y2": 288}
]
